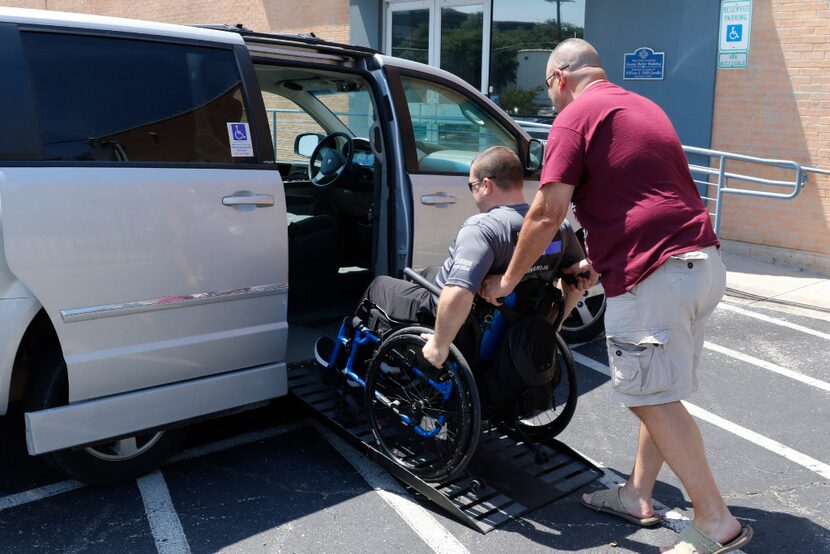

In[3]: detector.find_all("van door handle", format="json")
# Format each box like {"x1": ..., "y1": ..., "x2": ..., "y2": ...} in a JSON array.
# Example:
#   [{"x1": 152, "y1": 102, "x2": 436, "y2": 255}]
[
  {"x1": 222, "y1": 193, "x2": 275, "y2": 208},
  {"x1": 420, "y1": 193, "x2": 457, "y2": 207}
]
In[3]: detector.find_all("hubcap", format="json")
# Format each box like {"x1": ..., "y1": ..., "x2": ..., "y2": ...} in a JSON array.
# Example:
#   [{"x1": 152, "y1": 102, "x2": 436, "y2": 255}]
[{"x1": 85, "y1": 431, "x2": 165, "y2": 462}]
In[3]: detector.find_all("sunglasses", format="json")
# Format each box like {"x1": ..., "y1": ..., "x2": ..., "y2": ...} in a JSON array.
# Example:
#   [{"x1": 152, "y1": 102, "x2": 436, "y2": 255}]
[
  {"x1": 544, "y1": 63, "x2": 571, "y2": 89},
  {"x1": 468, "y1": 177, "x2": 491, "y2": 192}
]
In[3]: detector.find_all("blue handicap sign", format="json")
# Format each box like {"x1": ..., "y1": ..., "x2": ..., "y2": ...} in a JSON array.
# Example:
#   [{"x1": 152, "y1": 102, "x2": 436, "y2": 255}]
[
  {"x1": 726, "y1": 24, "x2": 743, "y2": 43},
  {"x1": 231, "y1": 123, "x2": 248, "y2": 141}
]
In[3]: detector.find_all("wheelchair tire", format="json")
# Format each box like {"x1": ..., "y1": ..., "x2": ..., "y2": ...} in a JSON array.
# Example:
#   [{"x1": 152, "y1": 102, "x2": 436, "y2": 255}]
[
  {"x1": 365, "y1": 326, "x2": 480, "y2": 483},
  {"x1": 511, "y1": 333, "x2": 578, "y2": 440}
]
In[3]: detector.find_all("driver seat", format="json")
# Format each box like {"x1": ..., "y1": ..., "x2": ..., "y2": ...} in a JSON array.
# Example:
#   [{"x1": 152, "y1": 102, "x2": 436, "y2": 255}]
[{"x1": 288, "y1": 213, "x2": 339, "y2": 309}]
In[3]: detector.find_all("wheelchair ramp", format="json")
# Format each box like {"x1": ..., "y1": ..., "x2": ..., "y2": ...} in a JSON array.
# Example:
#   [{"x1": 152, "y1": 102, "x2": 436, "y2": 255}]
[{"x1": 288, "y1": 360, "x2": 602, "y2": 534}]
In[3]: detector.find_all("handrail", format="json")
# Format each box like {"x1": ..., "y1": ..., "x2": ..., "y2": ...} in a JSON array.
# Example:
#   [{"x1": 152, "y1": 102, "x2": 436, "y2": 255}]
[{"x1": 681, "y1": 145, "x2": 816, "y2": 234}]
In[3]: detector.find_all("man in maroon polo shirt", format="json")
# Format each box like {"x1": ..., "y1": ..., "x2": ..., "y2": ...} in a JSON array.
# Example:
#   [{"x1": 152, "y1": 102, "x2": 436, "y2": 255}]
[{"x1": 481, "y1": 39, "x2": 752, "y2": 553}]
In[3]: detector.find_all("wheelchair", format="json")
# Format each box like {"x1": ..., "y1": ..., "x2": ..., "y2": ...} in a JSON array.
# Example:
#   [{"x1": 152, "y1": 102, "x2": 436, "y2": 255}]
[{"x1": 323, "y1": 252, "x2": 580, "y2": 483}]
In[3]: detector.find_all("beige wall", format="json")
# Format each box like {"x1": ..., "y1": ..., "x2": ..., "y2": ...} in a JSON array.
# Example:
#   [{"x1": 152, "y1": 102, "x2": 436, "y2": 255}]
[
  {"x1": 4, "y1": 0, "x2": 350, "y2": 43},
  {"x1": 712, "y1": 1, "x2": 830, "y2": 257}
]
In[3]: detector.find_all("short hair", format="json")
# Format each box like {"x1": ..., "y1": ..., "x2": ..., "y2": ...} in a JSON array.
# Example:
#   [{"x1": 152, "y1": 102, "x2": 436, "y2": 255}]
[{"x1": 471, "y1": 146, "x2": 523, "y2": 192}]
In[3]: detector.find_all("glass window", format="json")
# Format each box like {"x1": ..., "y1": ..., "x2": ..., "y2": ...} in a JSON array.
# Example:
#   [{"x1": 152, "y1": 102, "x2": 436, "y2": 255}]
[
  {"x1": 440, "y1": 5, "x2": 483, "y2": 90},
  {"x1": 390, "y1": 8, "x2": 430, "y2": 64},
  {"x1": 256, "y1": 67, "x2": 376, "y2": 163},
  {"x1": 261, "y1": 93, "x2": 326, "y2": 162},
  {"x1": 401, "y1": 75, "x2": 517, "y2": 173},
  {"x1": 490, "y1": 0, "x2": 585, "y2": 119},
  {"x1": 21, "y1": 32, "x2": 252, "y2": 163}
]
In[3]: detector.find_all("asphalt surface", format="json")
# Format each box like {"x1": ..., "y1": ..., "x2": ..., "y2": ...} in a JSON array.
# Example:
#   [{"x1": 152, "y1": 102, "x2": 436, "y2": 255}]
[{"x1": 1, "y1": 297, "x2": 828, "y2": 553}]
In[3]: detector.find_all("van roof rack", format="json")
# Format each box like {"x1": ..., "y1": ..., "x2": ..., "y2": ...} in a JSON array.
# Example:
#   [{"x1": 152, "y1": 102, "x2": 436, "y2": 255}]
[{"x1": 190, "y1": 24, "x2": 378, "y2": 57}]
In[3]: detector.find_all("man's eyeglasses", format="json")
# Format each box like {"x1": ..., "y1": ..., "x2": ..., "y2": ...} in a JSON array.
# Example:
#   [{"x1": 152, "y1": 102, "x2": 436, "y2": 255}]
[
  {"x1": 545, "y1": 63, "x2": 570, "y2": 89},
  {"x1": 468, "y1": 178, "x2": 488, "y2": 192}
]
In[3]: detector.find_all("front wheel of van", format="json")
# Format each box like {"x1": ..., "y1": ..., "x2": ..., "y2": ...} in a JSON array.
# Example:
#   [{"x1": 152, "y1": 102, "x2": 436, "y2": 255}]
[{"x1": 26, "y1": 352, "x2": 188, "y2": 485}]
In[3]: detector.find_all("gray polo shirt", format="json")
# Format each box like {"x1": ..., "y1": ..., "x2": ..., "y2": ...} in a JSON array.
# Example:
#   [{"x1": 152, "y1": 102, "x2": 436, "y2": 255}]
[{"x1": 435, "y1": 204, "x2": 529, "y2": 293}]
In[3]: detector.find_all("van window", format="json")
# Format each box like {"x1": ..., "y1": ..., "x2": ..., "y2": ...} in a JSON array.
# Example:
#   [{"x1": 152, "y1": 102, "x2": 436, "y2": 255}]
[
  {"x1": 20, "y1": 32, "x2": 252, "y2": 164},
  {"x1": 399, "y1": 76, "x2": 517, "y2": 174}
]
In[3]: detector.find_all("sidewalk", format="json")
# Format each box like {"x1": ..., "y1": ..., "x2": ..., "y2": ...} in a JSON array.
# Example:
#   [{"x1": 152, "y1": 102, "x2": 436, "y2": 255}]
[{"x1": 721, "y1": 251, "x2": 830, "y2": 318}]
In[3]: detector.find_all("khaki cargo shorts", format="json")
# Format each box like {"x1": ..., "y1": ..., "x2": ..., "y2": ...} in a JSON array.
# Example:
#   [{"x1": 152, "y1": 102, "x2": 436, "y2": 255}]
[{"x1": 604, "y1": 246, "x2": 726, "y2": 407}]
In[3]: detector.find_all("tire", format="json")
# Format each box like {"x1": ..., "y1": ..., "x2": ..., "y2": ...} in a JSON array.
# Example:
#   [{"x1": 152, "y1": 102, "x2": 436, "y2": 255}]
[
  {"x1": 365, "y1": 326, "x2": 480, "y2": 482},
  {"x1": 559, "y1": 282, "x2": 606, "y2": 343},
  {"x1": 26, "y1": 349, "x2": 188, "y2": 485},
  {"x1": 512, "y1": 334, "x2": 578, "y2": 440}
]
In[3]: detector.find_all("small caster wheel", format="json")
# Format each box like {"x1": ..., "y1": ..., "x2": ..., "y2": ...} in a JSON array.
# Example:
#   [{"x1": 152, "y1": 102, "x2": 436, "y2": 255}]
[
  {"x1": 335, "y1": 392, "x2": 360, "y2": 425},
  {"x1": 470, "y1": 478, "x2": 486, "y2": 493}
]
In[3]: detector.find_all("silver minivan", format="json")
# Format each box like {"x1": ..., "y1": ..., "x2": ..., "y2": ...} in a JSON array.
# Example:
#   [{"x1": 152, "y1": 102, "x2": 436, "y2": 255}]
[{"x1": 0, "y1": 7, "x2": 544, "y2": 483}]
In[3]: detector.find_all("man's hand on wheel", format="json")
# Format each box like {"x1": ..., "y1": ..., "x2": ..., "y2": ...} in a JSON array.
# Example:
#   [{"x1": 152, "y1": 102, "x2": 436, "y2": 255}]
[
  {"x1": 421, "y1": 333, "x2": 449, "y2": 368},
  {"x1": 479, "y1": 274, "x2": 514, "y2": 306}
]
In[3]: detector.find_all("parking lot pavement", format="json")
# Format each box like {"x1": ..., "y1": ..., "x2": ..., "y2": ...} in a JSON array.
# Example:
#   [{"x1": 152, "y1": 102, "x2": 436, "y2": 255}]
[{"x1": 1, "y1": 295, "x2": 828, "y2": 553}]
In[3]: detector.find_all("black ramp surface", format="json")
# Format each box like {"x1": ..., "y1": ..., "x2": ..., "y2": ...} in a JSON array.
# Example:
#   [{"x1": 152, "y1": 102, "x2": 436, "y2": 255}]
[{"x1": 288, "y1": 360, "x2": 602, "y2": 533}]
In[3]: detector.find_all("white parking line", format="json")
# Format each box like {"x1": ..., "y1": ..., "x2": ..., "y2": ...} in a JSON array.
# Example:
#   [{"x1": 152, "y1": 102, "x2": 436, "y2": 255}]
[
  {"x1": 314, "y1": 422, "x2": 470, "y2": 554},
  {"x1": 571, "y1": 351, "x2": 830, "y2": 480},
  {"x1": 704, "y1": 341, "x2": 830, "y2": 392},
  {"x1": 719, "y1": 303, "x2": 830, "y2": 340},
  {"x1": 137, "y1": 470, "x2": 191, "y2": 554},
  {"x1": 0, "y1": 420, "x2": 310, "y2": 513},
  {"x1": 0, "y1": 479, "x2": 85, "y2": 511}
]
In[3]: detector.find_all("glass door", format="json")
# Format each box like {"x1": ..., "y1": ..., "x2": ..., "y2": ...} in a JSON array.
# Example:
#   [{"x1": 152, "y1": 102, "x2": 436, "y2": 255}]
[
  {"x1": 438, "y1": 2, "x2": 486, "y2": 90},
  {"x1": 386, "y1": 1, "x2": 433, "y2": 65},
  {"x1": 385, "y1": 1, "x2": 489, "y2": 93}
]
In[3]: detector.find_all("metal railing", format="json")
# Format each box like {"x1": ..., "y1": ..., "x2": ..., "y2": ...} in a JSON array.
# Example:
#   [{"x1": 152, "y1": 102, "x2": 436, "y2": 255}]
[{"x1": 683, "y1": 145, "x2": 829, "y2": 234}]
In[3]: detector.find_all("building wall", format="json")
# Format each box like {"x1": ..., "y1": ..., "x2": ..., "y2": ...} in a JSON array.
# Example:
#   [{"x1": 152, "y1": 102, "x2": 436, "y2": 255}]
[
  {"x1": 711, "y1": 0, "x2": 830, "y2": 259},
  {"x1": 585, "y1": 0, "x2": 720, "y2": 150},
  {"x1": 4, "y1": 0, "x2": 351, "y2": 43}
]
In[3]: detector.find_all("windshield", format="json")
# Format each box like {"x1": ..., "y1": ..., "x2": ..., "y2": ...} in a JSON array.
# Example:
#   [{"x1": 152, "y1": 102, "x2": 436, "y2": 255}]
[{"x1": 256, "y1": 67, "x2": 376, "y2": 162}]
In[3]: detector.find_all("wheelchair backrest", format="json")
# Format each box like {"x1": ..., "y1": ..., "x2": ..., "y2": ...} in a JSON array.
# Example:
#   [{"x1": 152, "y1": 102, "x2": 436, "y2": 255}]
[{"x1": 477, "y1": 225, "x2": 573, "y2": 362}]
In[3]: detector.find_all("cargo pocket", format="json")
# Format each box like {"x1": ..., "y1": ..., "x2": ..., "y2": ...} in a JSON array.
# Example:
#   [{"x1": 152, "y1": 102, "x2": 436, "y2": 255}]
[{"x1": 607, "y1": 329, "x2": 671, "y2": 395}]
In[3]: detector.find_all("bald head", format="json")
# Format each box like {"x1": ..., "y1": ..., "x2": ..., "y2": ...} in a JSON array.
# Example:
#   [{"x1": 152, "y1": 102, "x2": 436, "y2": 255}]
[
  {"x1": 545, "y1": 38, "x2": 607, "y2": 112},
  {"x1": 548, "y1": 38, "x2": 604, "y2": 74}
]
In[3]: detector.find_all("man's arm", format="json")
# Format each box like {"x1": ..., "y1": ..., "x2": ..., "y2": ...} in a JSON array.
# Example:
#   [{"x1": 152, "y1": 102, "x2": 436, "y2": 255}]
[
  {"x1": 421, "y1": 284, "x2": 474, "y2": 368},
  {"x1": 480, "y1": 182, "x2": 575, "y2": 303}
]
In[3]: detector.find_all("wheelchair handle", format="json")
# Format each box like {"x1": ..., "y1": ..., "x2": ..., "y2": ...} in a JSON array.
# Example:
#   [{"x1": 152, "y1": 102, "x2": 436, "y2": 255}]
[{"x1": 403, "y1": 267, "x2": 442, "y2": 298}]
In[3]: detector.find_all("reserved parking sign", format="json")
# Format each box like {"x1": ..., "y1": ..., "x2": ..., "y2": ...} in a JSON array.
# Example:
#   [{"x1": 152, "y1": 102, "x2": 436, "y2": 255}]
[{"x1": 718, "y1": 0, "x2": 752, "y2": 69}]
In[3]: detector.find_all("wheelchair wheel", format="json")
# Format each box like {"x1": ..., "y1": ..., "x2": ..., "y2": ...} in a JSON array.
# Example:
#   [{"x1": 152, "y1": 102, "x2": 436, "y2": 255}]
[
  {"x1": 512, "y1": 333, "x2": 578, "y2": 440},
  {"x1": 365, "y1": 326, "x2": 480, "y2": 483}
]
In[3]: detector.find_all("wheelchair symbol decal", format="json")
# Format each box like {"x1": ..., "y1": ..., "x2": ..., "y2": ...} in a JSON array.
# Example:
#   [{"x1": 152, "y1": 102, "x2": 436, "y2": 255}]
[
  {"x1": 226, "y1": 123, "x2": 254, "y2": 157},
  {"x1": 231, "y1": 124, "x2": 248, "y2": 141},
  {"x1": 726, "y1": 24, "x2": 742, "y2": 43}
]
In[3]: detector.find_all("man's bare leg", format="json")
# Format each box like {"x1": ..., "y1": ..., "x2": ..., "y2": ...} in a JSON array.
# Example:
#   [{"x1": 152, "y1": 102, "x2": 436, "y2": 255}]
[
  {"x1": 631, "y1": 401, "x2": 741, "y2": 551},
  {"x1": 582, "y1": 419, "x2": 662, "y2": 519}
]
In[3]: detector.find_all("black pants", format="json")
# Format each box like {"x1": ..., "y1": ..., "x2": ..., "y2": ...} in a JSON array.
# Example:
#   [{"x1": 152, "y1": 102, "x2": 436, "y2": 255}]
[{"x1": 359, "y1": 266, "x2": 440, "y2": 324}]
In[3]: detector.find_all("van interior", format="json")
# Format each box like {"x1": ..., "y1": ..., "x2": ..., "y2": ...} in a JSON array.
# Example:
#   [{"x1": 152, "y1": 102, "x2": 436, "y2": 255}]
[{"x1": 254, "y1": 65, "x2": 385, "y2": 362}]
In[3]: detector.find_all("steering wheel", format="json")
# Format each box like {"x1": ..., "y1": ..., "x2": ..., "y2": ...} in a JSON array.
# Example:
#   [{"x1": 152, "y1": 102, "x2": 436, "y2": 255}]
[{"x1": 308, "y1": 132, "x2": 354, "y2": 188}]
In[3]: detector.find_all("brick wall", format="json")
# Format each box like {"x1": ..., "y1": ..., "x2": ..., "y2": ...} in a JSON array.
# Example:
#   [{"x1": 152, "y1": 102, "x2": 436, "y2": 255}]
[
  {"x1": 712, "y1": 1, "x2": 830, "y2": 257},
  {"x1": 5, "y1": 1, "x2": 350, "y2": 43}
]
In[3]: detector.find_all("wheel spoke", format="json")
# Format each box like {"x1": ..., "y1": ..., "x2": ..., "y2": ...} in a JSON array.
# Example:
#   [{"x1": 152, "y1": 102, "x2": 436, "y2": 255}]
[
  {"x1": 575, "y1": 302, "x2": 594, "y2": 325},
  {"x1": 113, "y1": 437, "x2": 139, "y2": 457},
  {"x1": 583, "y1": 286, "x2": 605, "y2": 300}
]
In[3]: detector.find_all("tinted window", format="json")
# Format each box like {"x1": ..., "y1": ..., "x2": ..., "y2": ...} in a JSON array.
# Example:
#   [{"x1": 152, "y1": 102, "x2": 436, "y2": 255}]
[
  {"x1": 21, "y1": 32, "x2": 252, "y2": 163},
  {"x1": 401, "y1": 76, "x2": 517, "y2": 173}
]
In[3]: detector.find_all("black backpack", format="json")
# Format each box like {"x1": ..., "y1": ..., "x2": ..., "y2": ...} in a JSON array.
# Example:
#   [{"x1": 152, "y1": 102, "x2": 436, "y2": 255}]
[{"x1": 478, "y1": 227, "x2": 573, "y2": 421}]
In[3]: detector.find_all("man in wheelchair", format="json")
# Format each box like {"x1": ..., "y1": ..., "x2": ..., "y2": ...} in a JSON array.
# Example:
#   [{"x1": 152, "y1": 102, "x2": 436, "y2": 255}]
[{"x1": 314, "y1": 146, "x2": 588, "y2": 481}]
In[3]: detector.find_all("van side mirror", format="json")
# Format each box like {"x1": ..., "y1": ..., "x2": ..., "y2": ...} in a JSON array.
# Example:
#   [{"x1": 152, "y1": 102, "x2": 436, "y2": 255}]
[
  {"x1": 526, "y1": 138, "x2": 544, "y2": 172},
  {"x1": 294, "y1": 133, "x2": 324, "y2": 157}
]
